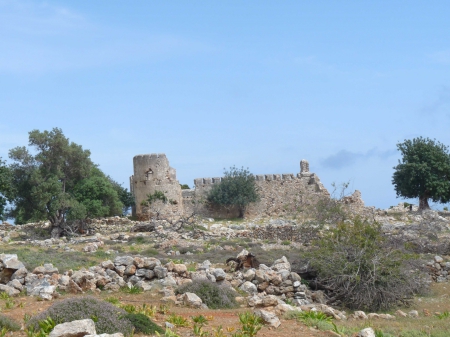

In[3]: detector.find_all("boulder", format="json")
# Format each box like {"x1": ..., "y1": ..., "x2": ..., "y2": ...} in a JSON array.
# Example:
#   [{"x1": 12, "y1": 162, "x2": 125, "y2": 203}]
[
  {"x1": 183, "y1": 292, "x2": 203, "y2": 308},
  {"x1": 173, "y1": 264, "x2": 187, "y2": 275},
  {"x1": 33, "y1": 263, "x2": 58, "y2": 275},
  {"x1": 114, "y1": 256, "x2": 134, "y2": 266},
  {"x1": 49, "y1": 318, "x2": 96, "y2": 337},
  {"x1": 101, "y1": 260, "x2": 115, "y2": 269},
  {"x1": 211, "y1": 268, "x2": 226, "y2": 281},
  {"x1": 239, "y1": 281, "x2": 257, "y2": 295},
  {"x1": 243, "y1": 269, "x2": 256, "y2": 281},
  {"x1": 254, "y1": 309, "x2": 281, "y2": 328},
  {"x1": 271, "y1": 256, "x2": 290, "y2": 272},
  {"x1": 154, "y1": 267, "x2": 168, "y2": 279},
  {"x1": 0, "y1": 284, "x2": 20, "y2": 296},
  {"x1": 356, "y1": 328, "x2": 375, "y2": 337}
]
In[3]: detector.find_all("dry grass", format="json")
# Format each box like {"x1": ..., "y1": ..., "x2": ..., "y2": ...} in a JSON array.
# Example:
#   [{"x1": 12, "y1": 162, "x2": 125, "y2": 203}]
[{"x1": 332, "y1": 283, "x2": 450, "y2": 337}]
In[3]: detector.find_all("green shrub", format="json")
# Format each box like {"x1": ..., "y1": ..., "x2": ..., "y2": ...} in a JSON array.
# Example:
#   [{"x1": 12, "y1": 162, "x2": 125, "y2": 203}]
[
  {"x1": 0, "y1": 314, "x2": 20, "y2": 331},
  {"x1": 176, "y1": 280, "x2": 238, "y2": 309},
  {"x1": 305, "y1": 217, "x2": 428, "y2": 311},
  {"x1": 27, "y1": 296, "x2": 134, "y2": 336},
  {"x1": 206, "y1": 166, "x2": 259, "y2": 218},
  {"x1": 123, "y1": 313, "x2": 164, "y2": 334}
]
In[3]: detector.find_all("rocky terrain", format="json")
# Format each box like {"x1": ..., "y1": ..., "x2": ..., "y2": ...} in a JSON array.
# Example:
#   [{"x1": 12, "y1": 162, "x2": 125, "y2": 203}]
[{"x1": 0, "y1": 203, "x2": 450, "y2": 336}]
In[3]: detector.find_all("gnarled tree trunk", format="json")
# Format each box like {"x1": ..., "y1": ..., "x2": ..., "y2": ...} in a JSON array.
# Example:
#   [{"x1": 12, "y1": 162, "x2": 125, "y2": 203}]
[{"x1": 419, "y1": 194, "x2": 430, "y2": 211}]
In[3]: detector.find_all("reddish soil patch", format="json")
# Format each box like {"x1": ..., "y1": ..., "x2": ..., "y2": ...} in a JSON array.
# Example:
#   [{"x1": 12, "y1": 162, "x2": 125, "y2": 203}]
[{"x1": 1, "y1": 292, "x2": 334, "y2": 336}]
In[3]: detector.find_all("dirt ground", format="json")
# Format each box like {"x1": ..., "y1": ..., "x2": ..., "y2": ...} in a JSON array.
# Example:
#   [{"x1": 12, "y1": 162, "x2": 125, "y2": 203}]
[{"x1": 1, "y1": 291, "x2": 332, "y2": 337}]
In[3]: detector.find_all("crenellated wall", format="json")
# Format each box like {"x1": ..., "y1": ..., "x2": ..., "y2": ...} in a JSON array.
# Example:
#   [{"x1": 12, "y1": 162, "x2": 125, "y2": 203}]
[
  {"x1": 131, "y1": 155, "x2": 331, "y2": 219},
  {"x1": 181, "y1": 159, "x2": 331, "y2": 218}
]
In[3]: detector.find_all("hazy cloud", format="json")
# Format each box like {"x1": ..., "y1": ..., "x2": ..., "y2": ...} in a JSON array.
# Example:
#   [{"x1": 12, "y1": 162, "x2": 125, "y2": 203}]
[{"x1": 321, "y1": 148, "x2": 396, "y2": 170}]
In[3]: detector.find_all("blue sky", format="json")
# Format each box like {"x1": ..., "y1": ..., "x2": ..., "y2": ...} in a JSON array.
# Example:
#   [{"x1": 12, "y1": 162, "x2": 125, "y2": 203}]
[{"x1": 1, "y1": 1, "x2": 450, "y2": 210}]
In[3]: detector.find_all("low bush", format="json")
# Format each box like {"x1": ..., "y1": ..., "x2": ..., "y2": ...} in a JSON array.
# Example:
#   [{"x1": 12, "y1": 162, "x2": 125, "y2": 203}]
[
  {"x1": 0, "y1": 314, "x2": 20, "y2": 331},
  {"x1": 305, "y1": 217, "x2": 428, "y2": 311},
  {"x1": 176, "y1": 280, "x2": 238, "y2": 309},
  {"x1": 27, "y1": 296, "x2": 134, "y2": 336},
  {"x1": 123, "y1": 313, "x2": 164, "y2": 335}
]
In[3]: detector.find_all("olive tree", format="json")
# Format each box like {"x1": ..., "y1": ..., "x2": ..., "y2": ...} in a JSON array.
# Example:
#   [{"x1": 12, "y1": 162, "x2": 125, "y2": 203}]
[
  {"x1": 207, "y1": 166, "x2": 259, "y2": 218},
  {"x1": 0, "y1": 158, "x2": 11, "y2": 221},
  {"x1": 392, "y1": 137, "x2": 450, "y2": 210},
  {"x1": 8, "y1": 128, "x2": 128, "y2": 237}
]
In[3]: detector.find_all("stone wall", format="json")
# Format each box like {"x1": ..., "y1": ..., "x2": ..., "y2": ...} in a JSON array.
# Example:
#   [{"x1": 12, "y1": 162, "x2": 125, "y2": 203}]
[
  {"x1": 182, "y1": 159, "x2": 330, "y2": 218},
  {"x1": 131, "y1": 155, "x2": 331, "y2": 219},
  {"x1": 130, "y1": 154, "x2": 183, "y2": 218}
]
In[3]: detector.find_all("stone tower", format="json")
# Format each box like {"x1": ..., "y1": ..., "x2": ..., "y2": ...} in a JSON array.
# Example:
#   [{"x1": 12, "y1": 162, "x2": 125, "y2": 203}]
[{"x1": 130, "y1": 154, "x2": 182, "y2": 217}]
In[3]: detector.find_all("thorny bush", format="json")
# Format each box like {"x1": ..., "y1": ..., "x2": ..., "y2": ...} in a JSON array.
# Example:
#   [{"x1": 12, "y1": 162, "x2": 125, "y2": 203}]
[
  {"x1": 306, "y1": 217, "x2": 429, "y2": 311},
  {"x1": 27, "y1": 296, "x2": 134, "y2": 336}
]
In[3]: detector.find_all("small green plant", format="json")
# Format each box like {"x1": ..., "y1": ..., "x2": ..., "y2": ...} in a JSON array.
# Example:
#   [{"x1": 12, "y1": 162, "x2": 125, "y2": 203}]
[
  {"x1": 139, "y1": 303, "x2": 157, "y2": 317},
  {"x1": 192, "y1": 315, "x2": 209, "y2": 336},
  {"x1": 168, "y1": 258, "x2": 184, "y2": 264},
  {"x1": 444, "y1": 207, "x2": 449, "y2": 211},
  {"x1": 105, "y1": 296, "x2": 120, "y2": 305},
  {"x1": 121, "y1": 304, "x2": 137, "y2": 314},
  {"x1": 281, "y1": 240, "x2": 291, "y2": 246},
  {"x1": 374, "y1": 329, "x2": 395, "y2": 337},
  {"x1": 156, "y1": 328, "x2": 181, "y2": 337},
  {"x1": 4, "y1": 299, "x2": 14, "y2": 310},
  {"x1": 287, "y1": 310, "x2": 332, "y2": 329},
  {"x1": 158, "y1": 304, "x2": 171, "y2": 315},
  {"x1": 167, "y1": 314, "x2": 190, "y2": 327},
  {"x1": 436, "y1": 311, "x2": 450, "y2": 319},
  {"x1": 144, "y1": 190, "x2": 168, "y2": 205},
  {"x1": 124, "y1": 313, "x2": 165, "y2": 335},
  {"x1": 331, "y1": 322, "x2": 348, "y2": 336},
  {"x1": 38, "y1": 317, "x2": 57, "y2": 334},
  {"x1": 0, "y1": 293, "x2": 9, "y2": 301},
  {"x1": 236, "y1": 312, "x2": 263, "y2": 337},
  {"x1": 121, "y1": 285, "x2": 143, "y2": 294}
]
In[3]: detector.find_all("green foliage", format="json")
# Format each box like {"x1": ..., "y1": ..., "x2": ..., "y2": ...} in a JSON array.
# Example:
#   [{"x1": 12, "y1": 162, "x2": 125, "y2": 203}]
[
  {"x1": 123, "y1": 313, "x2": 165, "y2": 335},
  {"x1": 207, "y1": 166, "x2": 259, "y2": 218},
  {"x1": 105, "y1": 296, "x2": 120, "y2": 305},
  {"x1": 176, "y1": 280, "x2": 238, "y2": 309},
  {"x1": 0, "y1": 314, "x2": 20, "y2": 332},
  {"x1": 236, "y1": 312, "x2": 263, "y2": 337},
  {"x1": 70, "y1": 167, "x2": 123, "y2": 219},
  {"x1": 120, "y1": 285, "x2": 143, "y2": 294},
  {"x1": 0, "y1": 158, "x2": 12, "y2": 221},
  {"x1": 167, "y1": 314, "x2": 190, "y2": 327},
  {"x1": 289, "y1": 310, "x2": 332, "y2": 326},
  {"x1": 7, "y1": 128, "x2": 125, "y2": 237},
  {"x1": 306, "y1": 217, "x2": 427, "y2": 311},
  {"x1": 180, "y1": 184, "x2": 190, "y2": 190},
  {"x1": 436, "y1": 311, "x2": 450, "y2": 319},
  {"x1": 27, "y1": 296, "x2": 134, "y2": 336},
  {"x1": 38, "y1": 317, "x2": 57, "y2": 334},
  {"x1": 143, "y1": 190, "x2": 168, "y2": 205},
  {"x1": 393, "y1": 137, "x2": 450, "y2": 210}
]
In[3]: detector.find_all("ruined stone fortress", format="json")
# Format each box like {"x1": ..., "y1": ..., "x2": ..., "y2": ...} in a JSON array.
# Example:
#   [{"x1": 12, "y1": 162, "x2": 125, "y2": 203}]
[{"x1": 130, "y1": 154, "x2": 335, "y2": 219}]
